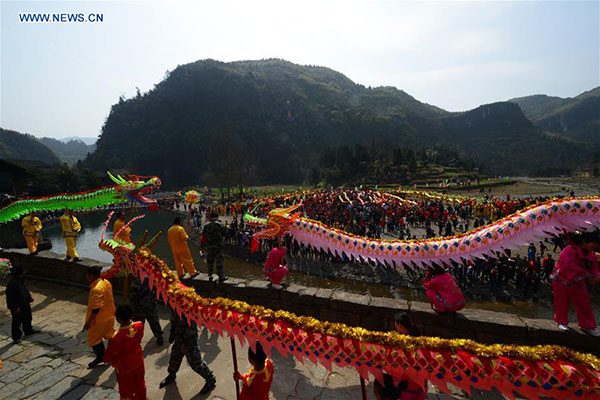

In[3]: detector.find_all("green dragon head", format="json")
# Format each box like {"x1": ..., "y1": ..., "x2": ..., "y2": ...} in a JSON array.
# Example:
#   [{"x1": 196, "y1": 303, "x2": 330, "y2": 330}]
[{"x1": 108, "y1": 172, "x2": 161, "y2": 210}]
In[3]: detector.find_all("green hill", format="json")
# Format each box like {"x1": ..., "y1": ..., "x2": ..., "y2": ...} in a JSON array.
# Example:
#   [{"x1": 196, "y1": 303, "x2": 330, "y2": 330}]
[
  {"x1": 37, "y1": 137, "x2": 96, "y2": 165},
  {"x1": 510, "y1": 87, "x2": 600, "y2": 142},
  {"x1": 0, "y1": 128, "x2": 62, "y2": 165},
  {"x1": 84, "y1": 59, "x2": 589, "y2": 187}
]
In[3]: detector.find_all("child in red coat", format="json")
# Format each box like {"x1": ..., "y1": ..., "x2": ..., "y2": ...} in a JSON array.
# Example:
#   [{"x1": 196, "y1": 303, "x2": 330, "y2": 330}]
[
  {"x1": 234, "y1": 342, "x2": 273, "y2": 400},
  {"x1": 104, "y1": 305, "x2": 146, "y2": 399}
]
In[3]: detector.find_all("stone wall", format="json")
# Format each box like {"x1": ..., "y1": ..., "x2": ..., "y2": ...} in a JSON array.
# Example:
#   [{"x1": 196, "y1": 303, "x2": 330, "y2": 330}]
[{"x1": 1, "y1": 248, "x2": 597, "y2": 355}]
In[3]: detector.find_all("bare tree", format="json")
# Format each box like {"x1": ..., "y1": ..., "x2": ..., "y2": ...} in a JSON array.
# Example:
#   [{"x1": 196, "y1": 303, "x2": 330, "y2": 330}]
[{"x1": 205, "y1": 127, "x2": 255, "y2": 200}]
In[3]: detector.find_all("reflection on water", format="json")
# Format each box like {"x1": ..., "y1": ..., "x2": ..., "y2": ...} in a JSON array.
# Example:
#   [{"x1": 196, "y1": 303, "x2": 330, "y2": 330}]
[{"x1": 41, "y1": 210, "x2": 598, "y2": 320}]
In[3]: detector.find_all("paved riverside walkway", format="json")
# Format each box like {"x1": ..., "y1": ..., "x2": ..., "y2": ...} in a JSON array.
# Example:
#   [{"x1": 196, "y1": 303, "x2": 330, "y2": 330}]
[{"x1": 0, "y1": 279, "x2": 508, "y2": 399}]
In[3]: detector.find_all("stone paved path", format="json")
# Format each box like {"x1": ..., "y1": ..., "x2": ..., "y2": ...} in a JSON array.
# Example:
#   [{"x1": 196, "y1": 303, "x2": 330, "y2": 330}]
[{"x1": 0, "y1": 279, "x2": 508, "y2": 399}]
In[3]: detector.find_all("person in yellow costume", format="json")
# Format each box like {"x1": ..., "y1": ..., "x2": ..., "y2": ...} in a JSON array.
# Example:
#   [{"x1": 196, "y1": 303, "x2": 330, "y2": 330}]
[
  {"x1": 167, "y1": 217, "x2": 197, "y2": 277},
  {"x1": 113, "y1": 212, "x2": 132, "y2": 243},
  {"x1": 21, "y1": 212, "x2": 42, "y2": 254},
  {"x1": 83, "y1": 265, "x2": 116, "y2": 369},
  {"x1": 60, "y1": 209, "x2": 81, "y2": 261}
]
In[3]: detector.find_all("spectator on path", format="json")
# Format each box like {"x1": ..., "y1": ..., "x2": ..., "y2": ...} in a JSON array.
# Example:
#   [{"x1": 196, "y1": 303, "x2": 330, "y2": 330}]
[
  {"x1": 6, "y1": 265, "x2": 38, "y2": 343},
  {"x1": 201, "y1": 212, "x2": 227, "y2": 282},
  {"x1": 552, "y1": 232, "x2": 600, "y2": 336},
  {"x1": 167, "y1": 217, "x2": 197, "y2": 277},
  {"x1": 104, "y1": 305, "x2": 146, "y2": 400},
  {"x1": 423, "y1": 264, "x2": 465, "y2": 313},
  {"x1": 21, "y1": 211, "x2": 42, "y2": 255},
  {"x1": 444, "y1": 221, "x2": 452, "y2": 236},
  {"x1": 264, "y1": 240, "x2": 289, "y2": 289},
  {"x1": 83, "y1": 266, "x2": 116, "y2": 368},
  {"x1": 538, "y1": 241, "x2": 547, "y2": 258},
  {"x1": 391, "y1": 312, "x2": 426, "y2": 400},
  {"x1": 113, "y1": 211, "x2": 132, "y2": 243},
  {"x1": 159, "y1": 309, "x2": 216, "y2": 394},
  {"x1": 130, "y1": 277, "x2": 164, "y2": 345},
  {"x1": 542, "y1": 254, "x2": 555, "y2": 282},
  {"x1": 234, "y1": 342, "x2": 274, "y2": 400},
  {"x1": 60, "y1": 209, "x2": 81, "y2": 262},
  {"x1": 527, "y1": 243, "x2": 536, "y2": 262},
  {"x1": 552, "y1": 236, "x2": 563, "y2": 252}
]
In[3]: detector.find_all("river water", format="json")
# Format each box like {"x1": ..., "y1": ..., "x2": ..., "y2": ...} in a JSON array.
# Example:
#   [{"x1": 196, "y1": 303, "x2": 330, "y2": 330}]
[{"x1": 41, "y1": 210, "x2": 599, "y2": 320}]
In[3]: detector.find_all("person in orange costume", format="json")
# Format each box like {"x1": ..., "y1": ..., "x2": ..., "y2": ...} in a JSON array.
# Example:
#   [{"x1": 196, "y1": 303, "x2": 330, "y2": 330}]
[
  {"x1": 167, "y1": 217, "x2": 197, "y2": 277},
  {"x1": 234, "y1": 342, "x2": 273, "y2": 400},
  {"x1": 60, "y1": 209, "x2": 81, "y2": 261},
  {"x1": 21, "y1": 212, "x2": 42, "y2": 254},
  {"x1": 113, "y1": 212, "x2": 132, "y2": 243},
  {"x1": 104, "y1": 305, "x2": 146, "y2": 400},
  {"x1": 83, "y1": 266, "x2": 116, "y2": 368}
]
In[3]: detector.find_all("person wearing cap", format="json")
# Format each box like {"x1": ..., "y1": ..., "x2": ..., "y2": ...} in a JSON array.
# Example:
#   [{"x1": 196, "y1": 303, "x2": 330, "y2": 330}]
[
  {"x1": 104, "y1": 305, "x2": 146, "y2": 400},
  {"x1": 167, "y1": 217, "x2": 197, "y2": 277},
  {"x1": 6, "y1": 265, "x2": 38, "y2": 342},
  {"x1": 60, "y1": 209, "x2": 81, "y2": 261},
  {"x1": 552, "y1": 232, "x2": 600, "y2": 336},
  {"x1": 21, "y1": 211, "x2": 42, "y2": 255},
  {"x1": 200, "y1": 212, "x2": 227, "y2": 282}
]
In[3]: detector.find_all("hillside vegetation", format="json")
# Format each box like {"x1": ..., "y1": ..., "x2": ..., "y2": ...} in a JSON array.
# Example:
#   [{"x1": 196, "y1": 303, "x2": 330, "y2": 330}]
[
  {"x1": 0, "y1": 128, "x2": 62, "y2": 165},
  {"x1": 38, "y1": 137, "x2": 96, "y2": 165},
  {"x1": 510, "y1": 87, "x2": 600, "y2": 143},
  {"x1": 81, "y1": 59, "x2": 591, "y2": 187}
]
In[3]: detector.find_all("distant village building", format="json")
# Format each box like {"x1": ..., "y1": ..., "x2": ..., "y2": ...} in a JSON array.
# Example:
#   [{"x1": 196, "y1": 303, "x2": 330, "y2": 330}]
[{"x1": 0, "y1": 159, "x2": 53, "y2": 195}]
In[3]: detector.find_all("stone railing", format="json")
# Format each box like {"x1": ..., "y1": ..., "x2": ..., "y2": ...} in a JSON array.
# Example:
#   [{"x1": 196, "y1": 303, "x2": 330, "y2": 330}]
[{"x1": 1, "y1": 248, "x2": 597, "y2": 355}]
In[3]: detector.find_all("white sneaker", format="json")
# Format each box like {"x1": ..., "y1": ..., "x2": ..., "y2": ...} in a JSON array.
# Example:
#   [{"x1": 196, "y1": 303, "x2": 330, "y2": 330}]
[
  {"x1": 582, "y1": 328, "x2": 600, "y2": 337},
  {"x1": 272, "y1": 284, "x2": 283, "y2": 289},
  {"x1": 557, "y1": 324, "x2": 569, "y2": 331}
]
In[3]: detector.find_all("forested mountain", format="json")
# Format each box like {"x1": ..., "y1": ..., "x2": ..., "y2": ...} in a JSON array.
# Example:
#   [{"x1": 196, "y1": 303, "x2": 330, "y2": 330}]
[
  {"x1": 60, "y1": 136, "x2": 97, "y2": 146},
  {"x1": 84, "y1": 59, "x2": 591, "y2": 187},
  {"x1": 38, "y1": 137, "x2": 96, "y2": 165},
  {"x1": 510, "y1": 87, "x2": 600, "y2": 142},
  {"x1": 0, "y1": 128, "x2": 62, "y2": 165}
]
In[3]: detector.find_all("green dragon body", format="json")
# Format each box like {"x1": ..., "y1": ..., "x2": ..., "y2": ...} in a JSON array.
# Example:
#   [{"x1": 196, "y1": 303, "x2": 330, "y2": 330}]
[{"x1": 0, "y1": 172, "x2": 161, "y2": 224}]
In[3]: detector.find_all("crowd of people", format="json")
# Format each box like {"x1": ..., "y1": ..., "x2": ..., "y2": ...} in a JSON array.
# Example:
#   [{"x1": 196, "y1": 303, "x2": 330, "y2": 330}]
[
  {"x1": 8, "y1": 187, "x2": 600, "y2": 399},
  {"x1": 155, "y1": 190, "x2": 596, "y2": 311}
]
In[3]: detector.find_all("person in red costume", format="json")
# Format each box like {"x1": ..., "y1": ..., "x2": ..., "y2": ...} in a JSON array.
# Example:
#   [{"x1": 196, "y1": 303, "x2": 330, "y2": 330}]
[
  {"x1": 234, "y1": 342, "x2": 273, "y2": 400},
  {"x1": 423, "y1": 264, "x2": 465, "y2": 313},
  {"x1": 552, "y1": 231, "x2": 600, "y2": 336},
  {"x1": 104, "y1": 305, "x2": 146, "y2": 399},
  {"x1": 263, "y1": 241, "x2": 289, "y2": 289}
]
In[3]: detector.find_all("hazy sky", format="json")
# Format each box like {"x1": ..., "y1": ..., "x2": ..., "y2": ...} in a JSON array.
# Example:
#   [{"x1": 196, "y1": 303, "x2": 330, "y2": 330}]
[{"x1": 1, "y1": 0, "x2": 598, "y2": 139}]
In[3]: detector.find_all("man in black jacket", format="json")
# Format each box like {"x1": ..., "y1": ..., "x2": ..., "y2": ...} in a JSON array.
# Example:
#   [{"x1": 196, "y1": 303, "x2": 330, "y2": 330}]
[{"x1": 6, "y1": 265, "x2": 38, "y2": 342}]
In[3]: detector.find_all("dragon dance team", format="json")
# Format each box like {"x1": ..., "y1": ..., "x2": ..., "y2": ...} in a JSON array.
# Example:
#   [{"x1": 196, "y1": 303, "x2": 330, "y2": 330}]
[
  {"x1": 21, "y1": 209, "x2": 81, "y2": 261},
  {"x1": 12, "y1": 204, "x2": 600, "y2": 398}
]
